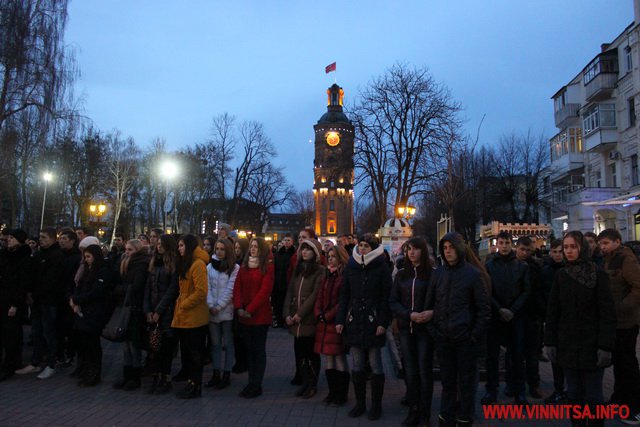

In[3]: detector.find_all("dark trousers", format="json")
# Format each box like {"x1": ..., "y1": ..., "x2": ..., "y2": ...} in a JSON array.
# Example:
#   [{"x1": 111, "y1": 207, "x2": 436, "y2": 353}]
[
  {"x1": 75, "y1": 330, "x2": 102, "y2": 367},
  {"x1": 294, "y1": 336, "x2": 320, "y2": 380},
  {"x1": 564, "y1": 368, "x2": 604, "y2": 404},
  {"x1": 241, "y1": 324, "x2": 268, "y2": 387},
  {"x1": 612, "y1": 326, "x2": 640, "y2": 412},
  {"x1": 151, "y1": 334, "x2": 177, "y2": 375},
  {"x1": 233, "y1": 318, "x2": 247, "y2": 370},
  {"x1": 271, "y1": 286, "x2": 286, "y2": 325},
  {"x1": 399, "y1": 330, "x2": 434, "y2": 414},
  {"x1": 31, "y1": 304, "x2": 58, "y2": 368},
  {"x1": 436, "y1": 337, "x2": 479, "y2": 421},
  {"x1": 0, "y1": 309, "x2": 23, "y2": 373},
  {"x1": 176, "y1": 325, "x2": 207, "y2": 384},
  {"x1": 523, "y1": 315, "x2": 540, "y2": 388},
  {"x1": 486, "y1": 316, "x2": 525, "y2": 395},
  {"x1": 551, "y1": 362, "x2": 565, "y2": 393},
  {"x1": 56, "y1": 304, "x2": 76, "y2": 362}
]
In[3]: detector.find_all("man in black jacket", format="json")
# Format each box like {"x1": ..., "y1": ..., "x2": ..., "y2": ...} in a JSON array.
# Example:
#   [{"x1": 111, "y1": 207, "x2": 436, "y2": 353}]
[
  {"x1": 16, "y1": 227, "x2": 65, "y2": 379},
  {"x1": 272, "y1": 233, "x2": 295, "y2": 328},
  {"x1": 57, "y1": 229, "x2": 82, "y2": 366},
  {"x1": 425, "y1": 232, "x2": 490, "y2": 427},
  {"x1": 481, "y1": 231, "x2": 531, "y2": 405}
]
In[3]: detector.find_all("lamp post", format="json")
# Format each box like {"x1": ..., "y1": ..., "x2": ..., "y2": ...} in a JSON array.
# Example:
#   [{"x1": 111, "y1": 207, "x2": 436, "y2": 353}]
[
  {"x1": 159, "y1": 160, "x2": 179, "y2": 233},
  {"x1": 397, "y1": 204, "x2": 416, "y2": 221},
  {"x1": 40, "y1": 172, "x2": 53, "y2": 230}
]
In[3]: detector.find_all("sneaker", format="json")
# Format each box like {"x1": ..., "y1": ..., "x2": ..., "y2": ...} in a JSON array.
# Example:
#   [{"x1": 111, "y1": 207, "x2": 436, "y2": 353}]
[
  {"x1": 544, "y1": 390, "x2": 567, "y2": 404},
  {"x1": 621, "y1": 412, "x2": 640, "y2": 425},
  {"x1": 15, "y1": 365, "x2": 42, "y2": 375},
  {"x1": 37, "y1": 366, "x2": 56, "y2": 380}
]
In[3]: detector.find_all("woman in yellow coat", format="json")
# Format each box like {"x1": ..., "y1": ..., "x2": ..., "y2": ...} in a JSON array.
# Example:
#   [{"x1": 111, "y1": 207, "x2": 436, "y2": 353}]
[{"x1": 172, "y1": 234, "x2": 209, "y2": 398}]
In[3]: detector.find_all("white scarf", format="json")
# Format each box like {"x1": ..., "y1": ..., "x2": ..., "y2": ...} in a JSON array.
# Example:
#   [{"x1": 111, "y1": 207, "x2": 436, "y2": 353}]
[{"x1": 352, "y1": 245, "x2": 384, "y2": 267}]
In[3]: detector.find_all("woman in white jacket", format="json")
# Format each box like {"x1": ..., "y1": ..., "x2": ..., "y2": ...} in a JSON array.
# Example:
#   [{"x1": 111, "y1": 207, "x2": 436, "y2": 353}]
[{"x1": 205, "y1": 238, "x2": 239, "y2": 389}]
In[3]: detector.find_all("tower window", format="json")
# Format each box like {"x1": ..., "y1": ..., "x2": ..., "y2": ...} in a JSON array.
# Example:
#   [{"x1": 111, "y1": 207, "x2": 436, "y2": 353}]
[{"x1": 329, "y1": 199, "x2": 335, "y2": 211}]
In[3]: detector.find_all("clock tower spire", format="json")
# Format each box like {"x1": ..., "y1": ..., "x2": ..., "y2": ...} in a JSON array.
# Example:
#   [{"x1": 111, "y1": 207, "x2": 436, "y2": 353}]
[{"x1": 313, "y1": 83, "x2": 354, "y2": 236}]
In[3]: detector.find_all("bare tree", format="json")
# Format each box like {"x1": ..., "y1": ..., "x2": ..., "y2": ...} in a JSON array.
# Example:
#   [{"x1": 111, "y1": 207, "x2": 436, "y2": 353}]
[
  {"x1": 207, "y1": 113, "x2": 236, "y2": 200},
  {"x1": 288, "y1": 189, "x2": 315, "y2": 226},
  {"x1": 352, "y1": 63, "x2": 463, "y2": 226},
  {"x1": 105, "y1": 132, "x2": 140, "y2": 245}
]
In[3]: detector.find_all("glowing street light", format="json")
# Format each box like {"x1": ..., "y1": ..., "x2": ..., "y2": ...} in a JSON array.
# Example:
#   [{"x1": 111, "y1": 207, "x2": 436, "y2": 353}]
[
  {"x1": 397, "y1": 204, "x2": 417, "y2": 220},
  {"x1": 40, "y1": 172, "x2": 53, "y2": 230},
  {"x1": 159, "y1": 159, "x2": 180, "y2": 232}
]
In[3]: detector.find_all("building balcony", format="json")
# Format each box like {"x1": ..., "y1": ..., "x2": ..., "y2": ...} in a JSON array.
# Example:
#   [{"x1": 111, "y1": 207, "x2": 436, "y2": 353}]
[
  {"x1": 585, "y1": 73, "x2": 617, "y2": 102},
  {"x1": 584, "y1": 128, "x2": 617, "y2": 152},
  {"x1": 575, "y1": 186, "x2": 621, "y2": 205},
  {"x1": 554, "y1": 103, "x2": 580, "y2": 128},
  {"x1": 549, "y1": 154, "x2": 584, "y2": 181}
]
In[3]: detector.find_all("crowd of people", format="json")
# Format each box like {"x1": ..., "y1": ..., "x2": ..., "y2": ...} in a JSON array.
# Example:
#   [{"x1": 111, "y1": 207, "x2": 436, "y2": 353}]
[{"x1": 0, "y1": 223, "x2": 639, "y2": 427}]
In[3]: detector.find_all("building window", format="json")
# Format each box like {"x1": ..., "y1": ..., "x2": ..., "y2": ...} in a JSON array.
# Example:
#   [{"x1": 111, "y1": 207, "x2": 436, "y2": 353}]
[
  {"x1": 328, "y1": 220, "x2": 336, "y2": 234},
  {"x1": 629, "y1": 98, "x2": 636, "y2": 127},
  {"x1": 583, "y1": 57, "x2": 618, "y2": 85},
  {"x1": 625, "y1": 46, "x2": 633, "y2": 72},
  {"x1": 632, "y1": 154, "x2": 639, "y2": 186},
  {"x1": 610, "y1": 163, "x2": 617, "y2": 187},
  {"x1": 329, "y1": 199, "x2": 335, "y2": 211},
  {"x1": 595, "y1": 170, "x2": 602, "y2": 188},
  {"x1": 583, "y1": 104, "x2": 616, "y2": 135}
]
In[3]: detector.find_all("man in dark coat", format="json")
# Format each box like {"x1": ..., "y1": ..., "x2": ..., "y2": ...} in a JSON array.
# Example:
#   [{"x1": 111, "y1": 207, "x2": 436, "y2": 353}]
[
  {"x1": 272, "y1": 233, "x2": 295, "y2": 328},
  {"x1": 57, "y1": 229, "x2": 82, "y2": 366},
  {"x1": 482, "y1": 231, "x2": 531, "y2": 405},
  {"x1": 425, "y1": 232, "x2": 490, "y2": 427},
  {"x1": 16, "y1": 227, "x2": 65, "y2": 379},
  {"x1": 0, "y1": 229, "x2": 32, "y2": 381},
  {"x1": 598, "y1": 228, "x2": 640, "y2": 424}
]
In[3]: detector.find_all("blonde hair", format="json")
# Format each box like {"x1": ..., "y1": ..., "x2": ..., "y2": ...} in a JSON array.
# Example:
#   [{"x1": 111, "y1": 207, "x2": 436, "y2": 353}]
[{"x1": 120, "y1": 239, "x2": 144, "y2": 277}]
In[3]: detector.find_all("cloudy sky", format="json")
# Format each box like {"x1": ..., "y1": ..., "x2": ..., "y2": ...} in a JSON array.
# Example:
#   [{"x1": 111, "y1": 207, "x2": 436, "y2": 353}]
[{"x1": 66, "y1": 0, "x2": 632, "y2": 190}]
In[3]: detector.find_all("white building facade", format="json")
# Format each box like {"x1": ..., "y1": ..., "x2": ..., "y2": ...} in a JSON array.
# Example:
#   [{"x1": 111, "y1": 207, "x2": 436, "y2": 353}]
[{"x1": 540, "y1": 1, "x2": 640, "y2": 241}]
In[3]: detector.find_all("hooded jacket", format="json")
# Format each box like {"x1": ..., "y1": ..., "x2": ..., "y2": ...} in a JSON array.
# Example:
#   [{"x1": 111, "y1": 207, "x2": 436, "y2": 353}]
[
  {"x1": 30, "y1": 242, "x2": 65, "y2": 305},
  {"x1": 144, "y1": 256, "x2": 179, "y2": 334},
  {"x1": 425, "y1": 232, "x2": 490, "y2": 342},
  {"x1": 389, "y1": 264, "x2": 430, "y2": 333},
  {"x1": 0, "y1": 244, "x2": 32, "y2": 309},
  {"x1": 73, "y1": 264, "x2": 111, "y2": 334},
  {"x1": 284, "y1": 257, "x2": 325, "y2": 338},
  {"x1": 603, "y1": 245, "x2": 640, "y2": 328},
  {"x1": 485, "y1": 250, "x2": 531, "y2": 318},
  {"x1": 336, "y1": 245, "x2": 392, "y2": 348},
  {"x1": 206, "y1": 255, "x2": 239, "y2": 323},
  {"x1": 172, "y1": 246, "x2": 210, "y2": 328}
]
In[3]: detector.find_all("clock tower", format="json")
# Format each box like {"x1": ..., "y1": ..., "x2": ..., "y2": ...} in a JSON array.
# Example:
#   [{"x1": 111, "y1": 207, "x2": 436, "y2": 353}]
[{"x1": 313, "y1": 83, "x2": 354, "y2": 236}]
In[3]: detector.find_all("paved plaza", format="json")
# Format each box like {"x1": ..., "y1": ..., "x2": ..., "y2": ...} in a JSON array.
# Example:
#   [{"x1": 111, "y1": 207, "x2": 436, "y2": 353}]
[{"x1": 0, "y1": 326, "x2": 631, "y2": 426}]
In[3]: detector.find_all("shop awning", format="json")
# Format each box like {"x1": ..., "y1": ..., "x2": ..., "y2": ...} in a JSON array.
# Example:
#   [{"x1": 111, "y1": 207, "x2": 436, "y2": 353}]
[{"x1": 582, "y1": 190, "x2": 640, "y2": 207}]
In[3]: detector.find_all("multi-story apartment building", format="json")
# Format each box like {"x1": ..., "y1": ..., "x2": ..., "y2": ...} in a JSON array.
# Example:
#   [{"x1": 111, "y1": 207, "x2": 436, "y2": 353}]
[{"x1": 541, "y1": 1, "x2": 640, "y2": 241}]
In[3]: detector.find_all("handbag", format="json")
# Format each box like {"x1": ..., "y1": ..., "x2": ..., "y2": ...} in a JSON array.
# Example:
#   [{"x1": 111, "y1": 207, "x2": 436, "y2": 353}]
[
  {"x1": 102, "y1": 282, "x2": 132, "y2": 342},
  {"x1": 147, "y1": 323, "x2": 162, "y2": 352}
]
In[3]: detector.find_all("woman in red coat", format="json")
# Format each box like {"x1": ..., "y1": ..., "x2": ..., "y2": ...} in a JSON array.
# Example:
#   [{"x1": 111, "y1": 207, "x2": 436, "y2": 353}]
[
  {"x1": 232, "y1": 237, "x2": 274, "y2": 399},
  {"x1": 314, "y1": 245, "x2": 350, "y2": 406}
]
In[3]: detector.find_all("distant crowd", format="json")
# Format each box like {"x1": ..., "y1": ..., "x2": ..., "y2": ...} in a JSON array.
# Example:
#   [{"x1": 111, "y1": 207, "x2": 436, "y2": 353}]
[{"x1": 0, "y1": 224, "x2": 639, "y2": 427}]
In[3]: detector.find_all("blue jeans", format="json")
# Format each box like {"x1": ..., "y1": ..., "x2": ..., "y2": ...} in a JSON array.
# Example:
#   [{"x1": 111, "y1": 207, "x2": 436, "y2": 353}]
[
  {"x1": 399, "y1": 330, "x2": 434, "y2": 413},
  {"x1": 209, "y1": 320, "x2": 234, "y2": 372},
  {"x1": 351, "y1": 346, "x2": 383, "y2": 374},
  {"x1": 564, "y1": 368, "x2": 604, "y2": 404},
  {"x1": 31, "y1": 304, "x2": 58, "y2": 368}
]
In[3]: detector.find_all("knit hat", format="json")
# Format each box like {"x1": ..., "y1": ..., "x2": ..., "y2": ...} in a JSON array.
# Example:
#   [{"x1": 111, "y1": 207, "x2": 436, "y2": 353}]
[
  {"x1": 299, "y1": 238, "x2": 322, "y2": 261},
  {"x1": 7, "y1": 229, "x2": 27, "y2": 244},
  {"x1": 79, "y1": 236, "x2": 100, "y2": 250},
  {"x1": 358, "y1": 233, "x2": 380, "y2": 250}
]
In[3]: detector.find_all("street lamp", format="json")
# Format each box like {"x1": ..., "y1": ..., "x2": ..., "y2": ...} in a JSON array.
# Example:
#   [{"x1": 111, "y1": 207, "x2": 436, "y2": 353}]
[
  {"x1": 89, "y1": 202, "x2": 107, "y2": 218},
  {"x1": 40, "y1": 172, "x2": 53, "y2": 230},
  {"x1": 159, "y1": 160, "x2": 179, "y2": 233},
  {"x1": 397, "y1": 205, "x2": 416, "y2": 220}
]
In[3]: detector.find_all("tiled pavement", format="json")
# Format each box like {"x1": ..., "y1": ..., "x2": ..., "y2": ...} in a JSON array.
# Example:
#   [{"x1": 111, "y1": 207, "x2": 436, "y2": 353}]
[{"x1": 0, "y1": 326, "x2": 634, "y2": 426}]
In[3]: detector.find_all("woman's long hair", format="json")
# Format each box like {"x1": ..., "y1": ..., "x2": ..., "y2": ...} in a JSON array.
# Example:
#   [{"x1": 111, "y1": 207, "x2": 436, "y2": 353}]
[
  {"x1": 398, "y1": 237, "x2": 432, "y2": 281},
  {"x1": 82, "y1": 244, "x2": 105, "y2": 284},
  {"x1": 234, "y1": 238, "x2": 249, "y2": 265},
  {"x1": 120, "y1": 239, "x2": 144, "y2": 277},
  {"x1": 563, "y1": 230, "x2": 589, "y2": 262},
  {"x1": 294, "y1": 241, "x2": 320, "y2": 278},
  {"x1": 327, "y1": 245, "x2": 349, "y2": 272},
  {"x1": 465, "y1": 243, "x2": 491, "y2": 294},
  {"x1": 149, "y1": 234, "x2": 178, "y2": 274},
  {"x1": 215, "y1": 238, "x2": 236, "y2": 276},
  {"x1": 177, "y1": 234, "x2": 199, "y2": 280},
  {"x1": 242, "y1": 237, "x2": 271, "y2": 274}
]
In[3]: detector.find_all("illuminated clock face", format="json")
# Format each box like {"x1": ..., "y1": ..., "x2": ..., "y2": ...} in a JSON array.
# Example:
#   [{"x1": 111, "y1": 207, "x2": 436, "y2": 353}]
[{"x1": 326, "y1": 131, "x2": 340, "y2": 147}]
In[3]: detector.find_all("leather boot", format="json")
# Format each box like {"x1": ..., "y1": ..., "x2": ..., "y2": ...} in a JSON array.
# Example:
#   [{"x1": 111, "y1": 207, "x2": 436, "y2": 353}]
[
  {"x1": 302, "y1": 359, "x2": 318, "y2": 399},
  {"x1": 348, "y1": 371, "x2": 367, "y2": 417},
  {"x1": 154, "y1": 374, "x2": 172, "y2": 394},
  {"x1": 176, "y1": 379, "x2": 202, "y2": 399},
  {"x1": 295, "y1": 359, "x2": 309, "y2": 397},
  {"x1": 402, "y1": 405, "x2": 421, "y2": 426},
  {"x1": 290, "y1": 354, "x2": 303, "y2": 385},
  {"x1": 323, "y1": 369, "x2": 337, "y2": 404},
  {"x1": 205, "y1": 369, "x2": 221, "y2": 388},
  {"x1": 368, "y1": 373, "x2": 385, "y2": 420},
  {"x1": 113, "y1": 365, "x2": 132, "y2": 389},
  {"x1": 215, "y1": 371, "x2": 231, "y2": 389},
  {"x1": 331, "y1": 370, "x2": 350, "y2": 406},
  {"x1": 123, "y1": 367, "x2": 142, "y2": 391}
]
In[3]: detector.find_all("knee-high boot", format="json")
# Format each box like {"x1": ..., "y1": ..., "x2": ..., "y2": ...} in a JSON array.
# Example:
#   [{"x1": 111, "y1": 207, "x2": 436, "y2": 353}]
[
  {"x1": 349, "y1": 371, "x2": 367, "y2": 417},
  {"x1": 368, "y1": 373, "x2": 385, "y2": 421}
]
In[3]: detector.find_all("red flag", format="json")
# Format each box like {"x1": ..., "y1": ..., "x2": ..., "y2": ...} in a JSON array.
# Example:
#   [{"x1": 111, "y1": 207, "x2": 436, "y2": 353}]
[{"x1": 325, "y1": 62, "x2": 336, "y2": 73}]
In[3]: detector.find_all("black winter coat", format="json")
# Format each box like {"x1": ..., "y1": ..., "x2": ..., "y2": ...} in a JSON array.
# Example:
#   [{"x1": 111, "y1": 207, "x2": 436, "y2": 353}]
[
  {"x1": 118, "y1": 252, "x2": 150, "y2": 344},
  {"x1": 523, "y1": 257, "x2": 545, "y2": 318},
  {"x1": 31, "y1": 243, "x2": 65, "y2": 306},
  {"x1": 144, "y1": 262, "x2": 178, "y2": 335},
  {"x1": 336, "y1": 246, "x2": 392, "y2": 349},
  {"x1": 0, "y1": 244, "x2": 32, "y2": 309},
  {"x1": 274, "y1": 246, "x2": 296, "y2": 292},
  {"x1": 425, "y1": 260, "x2": 490, "y2": 342},
  {"x1": 389, "y1": 266, "x2": 430, "y2": 333},
  {"x1": 61, "y1": 247, "x2": 82, "y2": 299},
  {"x1": 485, "y1": 252, "x2": 530, "y2": 317},
  {"x1": 544, "y1": 262, "x2": 616, "y2": 370},
  {"x1": 72, "y1": 265, "x2": 111, "y2": 334},
  {"x1": 540, "y1": 260, "x2": 564, "y2": 318}
]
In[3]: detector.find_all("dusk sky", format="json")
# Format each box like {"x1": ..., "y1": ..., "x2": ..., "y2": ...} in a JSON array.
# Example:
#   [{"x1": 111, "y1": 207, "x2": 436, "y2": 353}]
[{"x1": 65, "y1": 1, "x2": 632, "y2": 192}]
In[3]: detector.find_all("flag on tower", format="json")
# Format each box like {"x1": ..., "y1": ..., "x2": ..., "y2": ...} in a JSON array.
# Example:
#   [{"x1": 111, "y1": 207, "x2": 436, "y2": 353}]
[{"x1": 325, "y1": 62, "x2": 336, "y2": 74}]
